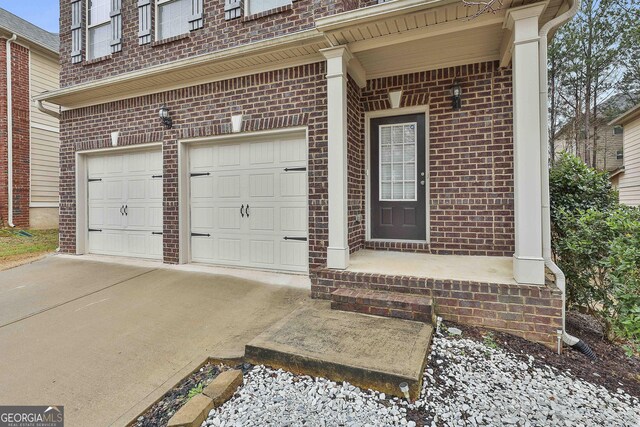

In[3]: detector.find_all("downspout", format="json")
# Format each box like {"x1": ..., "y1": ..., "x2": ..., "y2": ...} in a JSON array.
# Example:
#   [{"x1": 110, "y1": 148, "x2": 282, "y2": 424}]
[
  {"x1": 5, "y1": 34, "x2": 17, "y2": 228},
  {"x1": 539, "y1": 0, "x2": 595, "y2": 359}
]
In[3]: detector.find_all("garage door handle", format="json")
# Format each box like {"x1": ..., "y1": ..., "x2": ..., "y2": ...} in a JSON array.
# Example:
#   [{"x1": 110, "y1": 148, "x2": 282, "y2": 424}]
[
  {"x1": 246, "y1": 204, "x2": 250, "y2": 217},
  {"x1": 120, "y1": 205, "x2": 124, "y2": 215},
  {"x1": 240, "y1": 204, "x2": 245, "y2": 218},
  {"x1": 124, "y1": 205, "x2": 128, "y2": 216},
  {"x1": 284, "y1": 236, "x2": 307, "y2": 241}
]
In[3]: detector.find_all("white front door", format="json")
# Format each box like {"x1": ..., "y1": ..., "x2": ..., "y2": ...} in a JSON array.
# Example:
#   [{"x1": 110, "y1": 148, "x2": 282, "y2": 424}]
[
  {"x1": 189, "y1": 134, "x2": 308, "y2": 272},
  {"x1": 87, "y1": 149, "x2": 163, "y2": 259}
]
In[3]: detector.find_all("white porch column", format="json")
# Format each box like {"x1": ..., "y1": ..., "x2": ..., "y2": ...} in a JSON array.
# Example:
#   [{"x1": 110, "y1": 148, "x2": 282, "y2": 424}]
[
  {"x1": 506, "y1": 4, "x2": 547, "y2": 285},
  {"x1": 321, "y1": 46, "x2": 351, "y2": 269}
]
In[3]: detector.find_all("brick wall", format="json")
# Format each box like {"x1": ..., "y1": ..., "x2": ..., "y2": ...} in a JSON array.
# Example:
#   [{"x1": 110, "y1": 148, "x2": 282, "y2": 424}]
[
  {"x1": 312, "y1": 269, "x2": 563, "y2": 348},
  {"x1": 59, "y1": 63, "x2": 328, "y2": 266},
  {"x1": 348, "y1": 61, "x2": 515, "y2": 256},
  {"x1": 0, "y1": 40, "x2": 30, "y2": 228},
  {"x1": 59, "y1": 0, "x2": 359, "y2": 88},
  {"x1": 347, "y1": 76, "x2": 365, "y2": 252}
]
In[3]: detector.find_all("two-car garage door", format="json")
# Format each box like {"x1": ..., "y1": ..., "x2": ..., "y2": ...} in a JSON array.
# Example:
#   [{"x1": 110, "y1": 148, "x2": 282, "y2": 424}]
[{"x1": 189, "y1": 134, "x2": 309, "y2": 273}]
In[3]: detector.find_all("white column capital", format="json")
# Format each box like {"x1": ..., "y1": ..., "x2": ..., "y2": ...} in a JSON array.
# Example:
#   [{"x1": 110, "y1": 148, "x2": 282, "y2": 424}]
[
  {"x1": 320, "y1": 45, "x2": 353, "y2": 63},
  {"x1": 505, "y1": 3, "x2": 547, "y2": 43}
]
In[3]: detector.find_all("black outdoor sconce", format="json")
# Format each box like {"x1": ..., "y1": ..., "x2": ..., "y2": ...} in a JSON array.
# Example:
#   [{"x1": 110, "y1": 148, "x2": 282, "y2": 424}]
[
  {"x1": 159, "y1": 105, "x2": 173, "y2": 129},
  {"x1": 451, "y1": 80, "x2": 462, "y2": 111}
]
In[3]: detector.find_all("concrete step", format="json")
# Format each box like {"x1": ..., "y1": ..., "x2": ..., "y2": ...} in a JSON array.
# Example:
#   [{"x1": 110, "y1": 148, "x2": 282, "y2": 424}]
[
  {"x1": 245, "y1": 301, "x2": 433, "y2": 400},
  {"x1": 330, "y1": 288, "x2": 436, "y2": 324}
]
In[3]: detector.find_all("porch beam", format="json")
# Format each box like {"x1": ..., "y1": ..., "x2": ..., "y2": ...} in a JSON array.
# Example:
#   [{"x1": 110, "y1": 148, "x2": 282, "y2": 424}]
[
  {"x1": 321, "y1": 46, "x2": 352, "y2": 269},
  {"x1": 346, "y1": 13, "x2": 505, "y2": 54},
  {"x1": 506, "y1": 3, "x2": 547, "y2": 285},
  {"x1": 499, "y1": 28, "x2": 514, "y2": 68},
  {"x1": 348, "y1": 55, "x2": 367, "y2": 88}
]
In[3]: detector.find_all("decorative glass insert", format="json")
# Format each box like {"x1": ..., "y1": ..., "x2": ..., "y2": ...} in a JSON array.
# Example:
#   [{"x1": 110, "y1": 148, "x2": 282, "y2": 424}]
[
  {"x1": 87, "y1": 0, "x2": 111, "y2": 59},
  {"x1": 379, "y1": 122, "x2": 417, "y2": 201},
  {"x1": 158, "y1": 0, "x2": 191, "y2": 40}
]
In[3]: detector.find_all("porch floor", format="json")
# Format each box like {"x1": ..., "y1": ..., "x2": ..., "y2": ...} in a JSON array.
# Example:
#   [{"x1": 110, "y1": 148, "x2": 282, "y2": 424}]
[{"x1": 347, "y1": 249, "x2": 516, "y2": 285}]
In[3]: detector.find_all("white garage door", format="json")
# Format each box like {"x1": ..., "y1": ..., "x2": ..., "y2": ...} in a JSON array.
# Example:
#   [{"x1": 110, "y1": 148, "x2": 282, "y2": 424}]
[
  {"x1": 189, "y1": 134, "x2": 308, "y2": 272},
  {"x1": 87, "y1": 149, "x2": 163, "y2": 259}
]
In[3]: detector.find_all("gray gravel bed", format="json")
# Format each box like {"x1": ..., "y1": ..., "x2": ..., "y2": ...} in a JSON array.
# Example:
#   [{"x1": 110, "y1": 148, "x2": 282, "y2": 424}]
[{"x1": 203, "y1": 331, "x2": 640, "y2": 426}]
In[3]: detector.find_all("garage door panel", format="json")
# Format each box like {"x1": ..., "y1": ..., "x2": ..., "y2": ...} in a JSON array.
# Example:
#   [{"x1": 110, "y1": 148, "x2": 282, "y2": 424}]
[
  {"x1": 249, "y1": 240, "x2": 275, "y2": 265},
  {"x1": 106, "y1": 155, "x2": 124, "y2": 174},
  {"x1": 106, "y1": 206, "x2": 124, "y2": 228},
  {"x1": 192, "y1": 206, "x2": 215, "y2": 229},
  {"x1": 218, "y1": 238, "x2": 241, "y2": 262},
  {"x1": 248, "y1": 207, "x2": 275, "y2": 231},
  {"x1": 106, "y1": 180, "x2": 124, "y2": 200},
  {"x1": 149, "y1": 179, "x2": 163, "y2": 199},
  {"x1": 217, "y1": 175, "x2": 241, "y2": 198},
  {"x1": 280, "y1": 207, "x2": 307, "y2": 232},
  {"x1": 89, "y1": 181, "x2": 104, "y2": 200},
  {"x1": 250, "y1": 140, "x2": 275, "y2": 165},
  {"x1": 249, "y1": 173, "x2": 275, "y2": 197},
  {"x1": 127, "y1": 179, "x2": 147, "y2": 199},
  {"x1": 190, "y1": 145, "x2": 215, "y2": 170},
  {"x1": 218, "y1": 144, "x2": 241, "y2": 167},
  {"x1": 281, "y1": 240, "x2": 308, "y2": 270},
  {"x1": 191, "y1": 236, "x2": 216, "y2": 263},
  {"x1": 191, "y1": 176, "x2": 215, "y2": 199},
  {"x1": 280, "y1": 138, "x2": 307, "y2": 163},
  {"x1": 280, "y1": 173, "x2": 306, "y2": 197},
  {"x1": 218, "y1": 207, "x2": 241, "y2": 230}
]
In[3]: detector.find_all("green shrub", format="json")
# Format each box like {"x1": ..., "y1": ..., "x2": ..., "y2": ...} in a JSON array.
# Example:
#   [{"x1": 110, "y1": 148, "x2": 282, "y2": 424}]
[{"x1": 550, "y1": 153, "x2": 640, "y2": 342}]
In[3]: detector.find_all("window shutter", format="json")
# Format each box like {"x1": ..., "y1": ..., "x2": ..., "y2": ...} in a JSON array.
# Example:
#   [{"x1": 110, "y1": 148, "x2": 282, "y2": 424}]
[
  {"x1": 110, "y1": 0, "x2": 122, "y2": 53},
  {"x1": 71, "y1": 0, "x2": 82, "y2": 63},
  {"x1": 224, "y1": 0, "x2": 242, "y2": 21},
  {"x1": 138, "y1": 0, "x2": 152, "y2": 45},
  {"x1": 189, "y1": 0, "x2": 204, "y2": 30}
]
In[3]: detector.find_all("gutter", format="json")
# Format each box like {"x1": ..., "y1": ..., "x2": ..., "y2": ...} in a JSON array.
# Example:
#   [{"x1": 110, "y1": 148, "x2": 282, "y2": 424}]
[
  {"x1": 5, "y1": 33, "x2": 17, "y2": 228},
  {"x1": 35, "y1": 99, "x2": 60, "y2": 119},
  {"x1": 538, "y1": 0, "x2": 595, "y2": 359}
]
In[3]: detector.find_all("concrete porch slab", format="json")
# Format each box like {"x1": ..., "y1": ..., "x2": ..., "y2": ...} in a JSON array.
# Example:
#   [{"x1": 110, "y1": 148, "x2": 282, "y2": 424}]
[
  {"x1": 245, "y1": 301, "x2": 433, "y2": 399},
  {"x1": 348, "y1": 249, "x2": 516, "y2": 285}
]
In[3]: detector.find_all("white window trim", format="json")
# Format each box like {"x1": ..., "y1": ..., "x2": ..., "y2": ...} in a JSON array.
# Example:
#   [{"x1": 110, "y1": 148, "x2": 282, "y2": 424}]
[
  {"x1": 365, "y1": 106, "x2": 430, "y2": 244},
  {"x1": 86, "y1": 0, "x2": 111, "y2": 60}
]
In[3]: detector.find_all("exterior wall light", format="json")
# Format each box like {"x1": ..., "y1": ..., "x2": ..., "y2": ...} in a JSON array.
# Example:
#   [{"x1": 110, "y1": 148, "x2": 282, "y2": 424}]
[
  {"x1": 159, "y1": 105, "x2": 172, "y2": 129},
  {"x1": 451, "y1": 81, "x2": 462, "y2": 111}
]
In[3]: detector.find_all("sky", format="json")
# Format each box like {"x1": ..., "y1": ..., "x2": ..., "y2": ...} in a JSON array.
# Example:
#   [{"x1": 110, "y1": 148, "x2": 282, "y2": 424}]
[{"x1": 0, "y1": 0, "x2": 60, "y2": 33}]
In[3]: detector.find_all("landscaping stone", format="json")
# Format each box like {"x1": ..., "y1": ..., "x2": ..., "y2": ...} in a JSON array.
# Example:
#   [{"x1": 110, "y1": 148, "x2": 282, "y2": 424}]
[
  {"x1": 203, "y1": 369, "x2": 243, "y2": 407},
  {"x1": 204, "y1": 328, "x2": 640, "y2": 426},
  {"x1": 167, "y1": 394, "x2": 213, "y2": 427}
]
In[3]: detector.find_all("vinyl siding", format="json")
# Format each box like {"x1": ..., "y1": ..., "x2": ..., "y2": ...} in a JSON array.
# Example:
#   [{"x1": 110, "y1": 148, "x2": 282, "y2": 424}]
[
  {"x1": 618, "y1": 117, "x2": 640, "y2": 206},
  {"x1": 30, "y1": 50, "x2": 60, "y2": 204}
]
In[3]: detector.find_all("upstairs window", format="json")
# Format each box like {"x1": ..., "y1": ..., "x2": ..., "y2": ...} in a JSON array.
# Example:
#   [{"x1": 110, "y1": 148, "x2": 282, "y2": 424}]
[
  {"x1": 613, "y1": 126, "x2": 623, "y2": 136},
  {"x1": 157, "y1": 0, "x2": 192, "y2": 39},
  {"x1": 246, "y1": 0, "x2": 291, "y2": 15},
  {"x1": 617, "y1": 150, "x2": 624, "y2": 160},
  {"x1": 87, "y1": 0, "x2": 111, "y2": 59}
]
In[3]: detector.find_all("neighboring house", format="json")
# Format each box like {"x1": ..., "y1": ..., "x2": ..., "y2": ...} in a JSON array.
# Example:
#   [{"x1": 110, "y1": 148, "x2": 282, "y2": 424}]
[
  {"x1": 609, "y1": 104, "x2": 640, "y2": 206},
  {"x1": 0, "y1": 9, "x2": 60, "y2": 229},
  {"x1": 38, "y1": 0, "x2": 576, "y2": 348},
  {"x1": 553, "y1": 95, "x2": 634, "y2": 172}
]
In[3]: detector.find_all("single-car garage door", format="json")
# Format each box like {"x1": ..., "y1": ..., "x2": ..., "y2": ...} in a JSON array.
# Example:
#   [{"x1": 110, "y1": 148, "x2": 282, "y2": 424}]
[
  {"x1": 87, "y1": 148, "x2": 163, "y2": 259},
  {"x1": 189, "y1": 134, "x2": 308, "y2": 272}
]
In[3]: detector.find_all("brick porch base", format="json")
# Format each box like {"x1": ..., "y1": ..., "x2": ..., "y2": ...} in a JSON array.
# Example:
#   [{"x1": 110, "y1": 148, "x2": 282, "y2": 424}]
[{"x1": 311, "y1": 269, "x2": 563, "y2": 349}]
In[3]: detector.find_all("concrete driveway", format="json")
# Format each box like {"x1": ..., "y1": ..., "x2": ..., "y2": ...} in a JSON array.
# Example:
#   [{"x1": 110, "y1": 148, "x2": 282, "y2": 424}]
[{"x1": 0, "y1": 256, "x2": 307, "y2": 426}]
